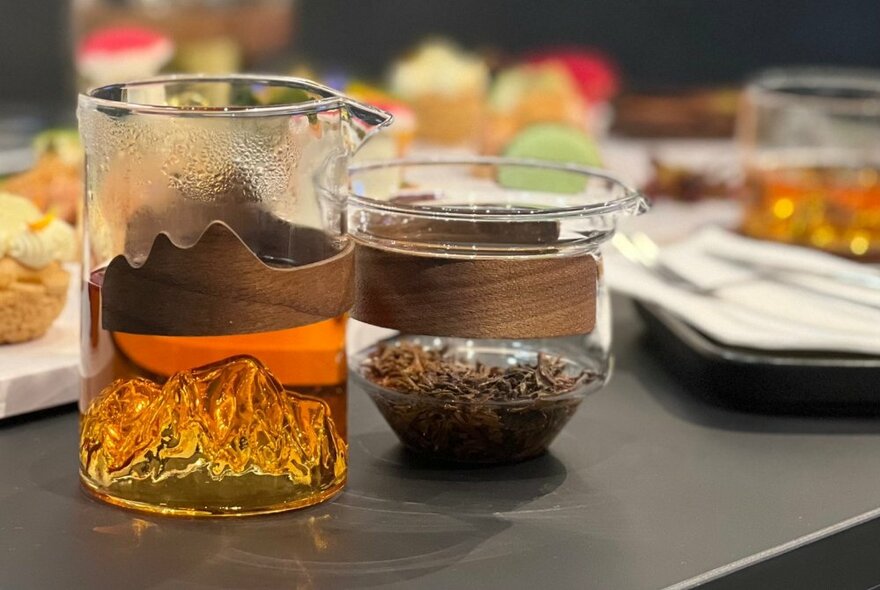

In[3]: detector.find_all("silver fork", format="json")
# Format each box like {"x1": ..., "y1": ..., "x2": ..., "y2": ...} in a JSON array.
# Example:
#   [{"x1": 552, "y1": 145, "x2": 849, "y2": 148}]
[
  {"x1": 611, "y1": 232, "x2": 715, "y2": 294},
  {"x1": 612, "y1": 231, "x2": 880, "y2": 309}
]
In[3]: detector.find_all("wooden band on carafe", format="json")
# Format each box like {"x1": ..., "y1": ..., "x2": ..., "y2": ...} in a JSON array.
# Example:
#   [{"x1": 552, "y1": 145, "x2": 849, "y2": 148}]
[
  {"x1": 352, "y1": 245, "x2": 598, "y2": 339},
  {"x1": 101, "y1": 223, "x2": 354, "y2": 336}
]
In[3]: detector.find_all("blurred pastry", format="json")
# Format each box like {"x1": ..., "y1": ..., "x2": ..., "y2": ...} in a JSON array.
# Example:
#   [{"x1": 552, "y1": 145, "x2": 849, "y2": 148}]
[
  {"x1": 76, "y1": 26, "x2": 174, "y2": 88},
  {"x1": 524, "y1": 48, "x2": 620, "y2": 136},
  {"x1": 389, "y1": 40, "x2": 489, "y2": 145},
  {"x1": 2, "y1": 129, "x2": 83, "y2": 225},
  {"x1": 0, "y1": 193, "x2": 76, "y2": 344},
  {"x1": 482, "y1": 62, "x2": 587, "y2": 156}
]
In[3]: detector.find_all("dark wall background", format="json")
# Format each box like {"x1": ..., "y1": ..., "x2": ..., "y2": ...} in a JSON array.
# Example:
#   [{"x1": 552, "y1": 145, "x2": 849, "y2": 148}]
[
  {"x1": 298, "y1": 0, "x2": 880, "y2": 87},
  {"x1": 1, "y1": 0, "x2": 879, "y2": 107}
]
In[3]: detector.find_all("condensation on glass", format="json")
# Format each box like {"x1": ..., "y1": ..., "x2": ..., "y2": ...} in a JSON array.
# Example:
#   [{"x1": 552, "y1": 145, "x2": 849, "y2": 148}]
[{"x1": 77, "y1": 75, "x2": 390, "y2": 516}]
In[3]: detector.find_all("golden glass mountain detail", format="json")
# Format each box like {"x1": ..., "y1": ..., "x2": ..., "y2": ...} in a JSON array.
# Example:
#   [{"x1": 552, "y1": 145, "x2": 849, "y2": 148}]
[{"x1": 79, "y1": 355, "x2": 347, "y2": 516}]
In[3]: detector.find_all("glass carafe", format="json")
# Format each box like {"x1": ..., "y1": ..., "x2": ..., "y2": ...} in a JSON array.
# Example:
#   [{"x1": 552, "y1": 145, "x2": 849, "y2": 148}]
[{"x1": 77, "y1": 75, "x2": 390, "y2": 516}]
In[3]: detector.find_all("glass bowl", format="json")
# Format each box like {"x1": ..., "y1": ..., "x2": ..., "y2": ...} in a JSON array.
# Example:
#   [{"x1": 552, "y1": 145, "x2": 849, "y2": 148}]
[{"x1": 351, "y1": 335, "x2": 607, "y2": 464}]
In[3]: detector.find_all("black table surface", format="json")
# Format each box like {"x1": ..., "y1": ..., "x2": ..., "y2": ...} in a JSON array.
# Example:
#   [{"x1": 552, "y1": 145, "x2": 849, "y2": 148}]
[{"x1": 2, "y1": 296, "x2": 880, "y2": 590}]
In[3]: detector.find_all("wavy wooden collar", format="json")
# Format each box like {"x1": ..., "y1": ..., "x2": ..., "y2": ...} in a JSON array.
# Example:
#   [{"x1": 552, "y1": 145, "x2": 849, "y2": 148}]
[{"x1": 101, "y1": 223, "x2": 353, "y2": 336}]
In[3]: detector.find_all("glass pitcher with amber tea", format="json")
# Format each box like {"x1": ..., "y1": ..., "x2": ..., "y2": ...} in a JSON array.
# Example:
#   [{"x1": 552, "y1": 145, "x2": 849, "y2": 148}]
[{"x1": 77, "y1": 75, "x2": 391, "y2": 516}]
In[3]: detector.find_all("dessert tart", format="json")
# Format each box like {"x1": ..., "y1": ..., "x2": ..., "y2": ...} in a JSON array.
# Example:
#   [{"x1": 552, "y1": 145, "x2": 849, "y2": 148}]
[
  {"x1": 389, "y1": 40, "x2": 489, "y2": 146},
  {"x1": 2, "y1": 129, "x2": 83, "y2": 224},
  {"x1": 0, "y1": 193, "x2": 76, "y2": 344}
]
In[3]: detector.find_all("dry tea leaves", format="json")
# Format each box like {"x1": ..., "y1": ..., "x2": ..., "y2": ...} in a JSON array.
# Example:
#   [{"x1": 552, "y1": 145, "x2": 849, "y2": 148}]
[{"x1": 361, "y1": 341, "x2": 597, "y2": 463}]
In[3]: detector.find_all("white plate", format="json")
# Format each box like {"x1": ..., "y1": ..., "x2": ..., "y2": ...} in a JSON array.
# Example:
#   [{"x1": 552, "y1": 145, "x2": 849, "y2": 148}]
[{"x1": 0, "y1": 264, "x2": 79, "y2": 419}]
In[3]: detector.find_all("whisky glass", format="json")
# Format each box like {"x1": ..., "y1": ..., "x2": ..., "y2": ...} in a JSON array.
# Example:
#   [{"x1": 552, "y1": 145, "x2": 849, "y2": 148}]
[{"x1": 738, "y1": 68, "x2": 880, "y2": 259}]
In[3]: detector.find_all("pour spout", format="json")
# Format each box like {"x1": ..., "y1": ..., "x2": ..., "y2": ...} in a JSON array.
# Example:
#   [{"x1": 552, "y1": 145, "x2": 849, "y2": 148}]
[
  {"x1": 344, "y1": 97, "x2": 394, "y2": 129},
  {"x1": 340, "y1": 96, "x2": 394, "y2": 155}
]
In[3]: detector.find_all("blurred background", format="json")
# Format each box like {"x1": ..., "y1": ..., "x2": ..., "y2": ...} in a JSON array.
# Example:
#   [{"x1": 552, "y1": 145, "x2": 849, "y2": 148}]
[
  {"x1": 1, "y1": 0, "x2": 880, "y2": 431},
  {"x1": 1, "y1": 0, "x2": 880, "y2": 108},
  {"x1": 2, "y1": 0, "x2": 880, "y2": 261}
]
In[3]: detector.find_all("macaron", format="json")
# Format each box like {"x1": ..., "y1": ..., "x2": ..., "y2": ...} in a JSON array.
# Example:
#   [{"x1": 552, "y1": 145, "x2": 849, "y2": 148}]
[{"x1": 499, "y1": 123, "x2": 601, "y2": 193}]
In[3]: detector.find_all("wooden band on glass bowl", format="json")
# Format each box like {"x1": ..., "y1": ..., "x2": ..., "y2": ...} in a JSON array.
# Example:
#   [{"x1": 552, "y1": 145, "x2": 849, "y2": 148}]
[
  {"x1": 101, "y1": 223, "x2": 354, "y2": 336},
  {"x1": 352, "y1": 245, "x2": 598, "y2": 339}
]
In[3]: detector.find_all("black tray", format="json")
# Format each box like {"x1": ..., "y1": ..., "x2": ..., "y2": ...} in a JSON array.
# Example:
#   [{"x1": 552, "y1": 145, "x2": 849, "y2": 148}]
[{"x1": 634, "y1": 301, "x2": 880, "y2": 414}]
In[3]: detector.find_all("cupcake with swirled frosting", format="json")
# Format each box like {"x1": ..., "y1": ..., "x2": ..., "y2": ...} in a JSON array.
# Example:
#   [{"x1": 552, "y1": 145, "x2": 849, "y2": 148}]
[
  {"x1": 389, "y1": 40, "x2": 489, "y2": 146},
  {"x1": 0, "y1": 192, "x2": 75, "y2": 343}
]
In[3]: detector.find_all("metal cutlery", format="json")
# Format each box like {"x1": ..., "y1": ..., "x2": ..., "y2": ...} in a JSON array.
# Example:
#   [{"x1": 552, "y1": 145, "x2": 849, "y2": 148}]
[{"x1": 612, "y1": 231, "x2": 880, "y2": 310}]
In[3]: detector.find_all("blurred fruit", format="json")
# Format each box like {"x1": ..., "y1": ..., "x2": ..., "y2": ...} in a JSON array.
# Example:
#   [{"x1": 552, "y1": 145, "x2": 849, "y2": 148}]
[
  {"x1": 76, "y1": 26, "x2": 174, "y2": 86},
  {"x1": 483, "y1": 63, "x2": 587, "y2": 156},
  {"x1": 525, "y1": 48, "x2": 620, "y2": 104}
]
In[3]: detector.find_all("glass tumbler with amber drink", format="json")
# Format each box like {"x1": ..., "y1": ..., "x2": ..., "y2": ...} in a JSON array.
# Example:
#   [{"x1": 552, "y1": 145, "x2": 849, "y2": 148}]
[
  {"x1": 77, "y1": 75, "x2": 390, "y2": 515},
  {"x1": 739, "y1": 68, "x2": 880, "y2": 259}
]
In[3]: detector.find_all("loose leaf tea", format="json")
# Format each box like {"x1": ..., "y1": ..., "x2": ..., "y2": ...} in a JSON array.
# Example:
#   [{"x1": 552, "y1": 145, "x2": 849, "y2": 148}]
[{"x1": 361, "y1": 341, "x2": 597, "y2": 463}]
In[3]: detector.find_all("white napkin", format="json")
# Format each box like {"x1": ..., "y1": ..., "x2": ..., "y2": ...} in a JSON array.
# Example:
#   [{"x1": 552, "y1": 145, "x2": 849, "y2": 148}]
[{"x1": 606, "y1": 227, "x2": 880, "y2": 355}]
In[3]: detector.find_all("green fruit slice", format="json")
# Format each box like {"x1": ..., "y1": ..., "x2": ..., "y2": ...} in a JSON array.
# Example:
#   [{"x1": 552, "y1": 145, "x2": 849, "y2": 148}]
[{"x1": 499, "y1": 123, "x2": 601, "y2": 193}]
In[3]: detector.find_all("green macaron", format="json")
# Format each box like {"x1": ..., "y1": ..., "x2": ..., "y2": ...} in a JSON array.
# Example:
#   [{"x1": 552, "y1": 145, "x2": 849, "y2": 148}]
[{"x1": 499, "y1": 123, "x2": 601, "y2": 193}]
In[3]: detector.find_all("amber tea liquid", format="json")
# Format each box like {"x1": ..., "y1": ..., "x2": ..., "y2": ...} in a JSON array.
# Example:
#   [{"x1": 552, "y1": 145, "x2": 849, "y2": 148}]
[
  {"x1": 80, "y1": 268, "x2": 348, "y2": 516},
  {"x1": 742, "y1": 156, "x2": 880, "y2": 259}
]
